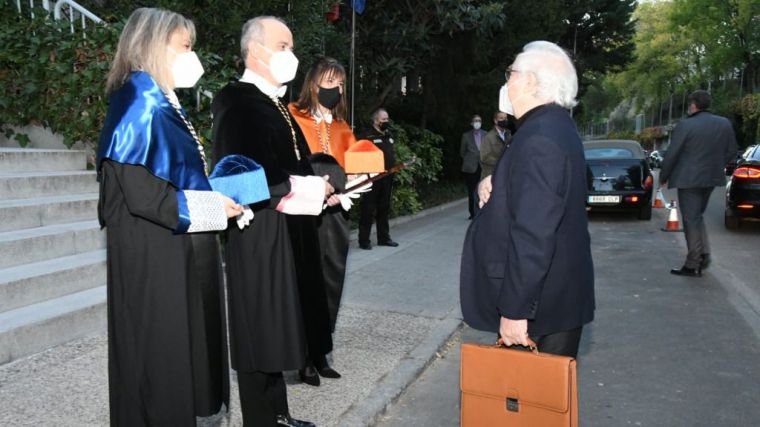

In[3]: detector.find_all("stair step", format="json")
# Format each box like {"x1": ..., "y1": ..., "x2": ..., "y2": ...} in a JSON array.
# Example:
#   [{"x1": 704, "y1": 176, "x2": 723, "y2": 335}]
[
  {"x1": 0, "y1": 286, "x2": 106, "y2": 365},
  {"x1": 0, "y1": 170, "x2": 98, "y2": 200},
  {"x1": 0, "y1": 148, "x2": 88, "y2": 173},
  {"x1": 0, "y1": 193, "x2": 99, "y2": 232},
  {"x1": 0, "y1": 250, "x2": 106, "y2": 313},
  {"x1": 0, "y1": 220, "x2": 104, "y2": 269}
]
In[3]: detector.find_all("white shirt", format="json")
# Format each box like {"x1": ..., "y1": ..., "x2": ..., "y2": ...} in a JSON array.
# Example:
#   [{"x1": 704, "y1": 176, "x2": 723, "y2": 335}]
[
  {"x1": 240, "y1": 69, "x2": 286, "y2": 99},
  {"x1": 312, "y1": 108, "x2": 333, "y2": 124}
]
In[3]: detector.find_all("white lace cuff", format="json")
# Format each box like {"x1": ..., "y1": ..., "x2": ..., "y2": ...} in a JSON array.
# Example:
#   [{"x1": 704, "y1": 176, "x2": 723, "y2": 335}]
[{"x1": 179, "y1": 190, "x2": 228, "y2": 233}]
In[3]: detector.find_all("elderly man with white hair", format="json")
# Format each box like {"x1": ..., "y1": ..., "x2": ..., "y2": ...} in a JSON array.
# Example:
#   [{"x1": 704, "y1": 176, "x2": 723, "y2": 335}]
[{"x1": 460, "y1": 41, "x2": 595, "y2": 358}]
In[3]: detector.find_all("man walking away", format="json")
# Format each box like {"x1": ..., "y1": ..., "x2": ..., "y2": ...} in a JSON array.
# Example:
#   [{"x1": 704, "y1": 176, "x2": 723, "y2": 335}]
[{"x1": 660, "y1": 90, "x2": 737, "y2": 277}]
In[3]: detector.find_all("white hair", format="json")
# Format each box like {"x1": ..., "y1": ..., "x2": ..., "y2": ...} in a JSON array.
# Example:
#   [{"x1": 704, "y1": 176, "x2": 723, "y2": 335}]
[
  {"x1": 513, "y1": 41, "x2": 578, "y2": 109},
  {"x1": 240, "y1": 16, "x2": 287, "y2": 59}
]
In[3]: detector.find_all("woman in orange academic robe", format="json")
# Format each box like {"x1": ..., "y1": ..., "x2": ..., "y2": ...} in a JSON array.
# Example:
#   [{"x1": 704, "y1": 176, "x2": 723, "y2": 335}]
[{"x1": 289, "y1": 57, "x2": 356, "y2": 386}]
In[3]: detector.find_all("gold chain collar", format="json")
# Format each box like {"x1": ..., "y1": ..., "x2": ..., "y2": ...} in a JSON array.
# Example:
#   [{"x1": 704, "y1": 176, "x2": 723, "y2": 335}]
[
  {"x1": 271, "y1": 97, "x2": 301, "y2": 161},
  {"x1": 313, "y1": 116, "x2": 332, "y2": 155}
]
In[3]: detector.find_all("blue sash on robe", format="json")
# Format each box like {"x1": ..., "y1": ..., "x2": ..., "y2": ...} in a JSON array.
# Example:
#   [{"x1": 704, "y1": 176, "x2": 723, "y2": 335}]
[{"x1": 97, "y1": 71, "x2": 210, "y2": 232}]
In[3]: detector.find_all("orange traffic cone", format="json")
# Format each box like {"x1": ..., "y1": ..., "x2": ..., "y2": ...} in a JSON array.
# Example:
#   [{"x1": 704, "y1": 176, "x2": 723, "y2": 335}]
[
  {"x1": 661, "y1": 200, "x2": 683, "y2": 232},
  {"x1": 653, "y1": 189, "x2": 666, "y2": 208}
]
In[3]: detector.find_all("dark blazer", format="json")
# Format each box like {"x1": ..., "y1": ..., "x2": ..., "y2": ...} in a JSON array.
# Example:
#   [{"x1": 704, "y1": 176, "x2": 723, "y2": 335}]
[
  {"x1": 460, "y1": 129, "x2": 487, "y2": 173},
  {"x1": 460, "y1": 104, "x2": 595, "y2": 337},
  {"x1": 660, "y1": 110, "x2": 737, "y2": 189}
]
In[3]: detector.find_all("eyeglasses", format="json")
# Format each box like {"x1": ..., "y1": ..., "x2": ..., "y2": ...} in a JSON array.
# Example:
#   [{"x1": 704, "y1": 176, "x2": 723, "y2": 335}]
[{"x1": 505, "y1": 66, "x2": 521, "y2": 82}]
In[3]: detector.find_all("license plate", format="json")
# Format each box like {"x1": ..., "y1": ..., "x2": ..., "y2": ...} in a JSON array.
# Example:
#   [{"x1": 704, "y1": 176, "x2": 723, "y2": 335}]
[{"x1": 588, "y1": 195, "x2": 620, "y2": 203}]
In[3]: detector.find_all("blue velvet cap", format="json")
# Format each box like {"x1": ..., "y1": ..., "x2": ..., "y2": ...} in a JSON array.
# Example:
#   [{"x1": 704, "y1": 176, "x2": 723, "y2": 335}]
[{"x1": 209, "y1": 155, "x2": 270, "y2": 205}]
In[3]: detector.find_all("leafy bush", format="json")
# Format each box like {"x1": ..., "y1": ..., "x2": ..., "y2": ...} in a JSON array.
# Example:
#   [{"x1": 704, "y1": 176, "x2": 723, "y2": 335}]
[
  {"x1": 735, "y1": 93, "x2": 760, "y2": 148},
  {"x1": 0, "y1": 4, "x2": 120, "y2": 148},
  {"x1": 388, "y1": 123, "x2": 444, "y2": 216}
]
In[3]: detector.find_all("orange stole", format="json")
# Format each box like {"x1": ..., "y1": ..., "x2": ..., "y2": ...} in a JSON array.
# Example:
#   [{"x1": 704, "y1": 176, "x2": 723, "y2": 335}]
[{"x1": 288, "y1": 104, "x2": 357, "y2": 169}]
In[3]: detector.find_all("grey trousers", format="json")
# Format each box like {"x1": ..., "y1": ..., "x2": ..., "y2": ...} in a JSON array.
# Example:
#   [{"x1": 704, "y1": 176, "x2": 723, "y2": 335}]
[{"x1": 678, "y1": 187, "x2": 713, "y2": 269}]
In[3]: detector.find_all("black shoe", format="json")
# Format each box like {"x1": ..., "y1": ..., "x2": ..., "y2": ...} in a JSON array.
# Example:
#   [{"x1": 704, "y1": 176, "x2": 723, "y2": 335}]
[
  {"x1": 700, "y1": 254, "x2": 711, "y2": 270},
  {"x1": 312, "y1": 354, "x2": 341, "y2": 379},
  {"x1": 378, "y1": 240, "x2": 399, "y2": 247},
  {"x1": 317, "y1": 365, "x2": 341, "y2": 379},
  {"x1": 670, "y1": 266, "x2": 702, "y2": 277},
  {"x1": 298, "y1": 365, "x2": 320, "y2": 386},
  {"x1": 359, "y1": 242, "x2": 372, "y2": 250},
  {"x1": 276, "y1": 415, "x2": 316, "y2": 427}
]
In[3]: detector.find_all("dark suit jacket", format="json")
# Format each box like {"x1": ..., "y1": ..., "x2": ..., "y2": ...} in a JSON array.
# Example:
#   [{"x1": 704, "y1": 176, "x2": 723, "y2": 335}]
[
  {"x1": 660, "y1": 110, "x2": 737, "y2": 189},
  {"x1": 460, "y1": 104, "x2": 595, "y2": 337},
  {"x1": 460, "y1": 129, "x2": 487, "y2": 173},
  {"x1": 480, "y1": 128, "x2": 509, "y2": 178}
]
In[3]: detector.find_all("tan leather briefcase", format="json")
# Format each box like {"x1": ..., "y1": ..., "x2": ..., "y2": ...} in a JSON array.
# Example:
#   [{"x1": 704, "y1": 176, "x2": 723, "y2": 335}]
[{"x1": 460, "y1": 343, "x2": 578, "y2": 426}]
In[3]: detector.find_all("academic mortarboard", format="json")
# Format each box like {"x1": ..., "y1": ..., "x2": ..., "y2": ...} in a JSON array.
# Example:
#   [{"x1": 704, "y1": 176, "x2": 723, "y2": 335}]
[
  {"x1": 209, "y1": 155, "x2": 270, "y2": 205},
  {"x1": 344, "y1": 139, "x2": 385, "y2": 174}
]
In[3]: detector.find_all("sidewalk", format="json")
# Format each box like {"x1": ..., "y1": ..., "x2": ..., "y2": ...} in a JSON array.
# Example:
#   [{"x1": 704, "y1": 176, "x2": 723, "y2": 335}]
[{"x1": 0, "y1": 199, "x2": 470, "y2": 426}]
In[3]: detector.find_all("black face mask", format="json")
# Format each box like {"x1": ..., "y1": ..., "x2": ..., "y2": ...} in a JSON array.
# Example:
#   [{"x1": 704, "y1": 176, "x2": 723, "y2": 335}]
[
  {"x1": 378, "y1": 121, "x2": 389, "y2": 131},
  {"x1": 496, "y1": 119, "x2": 509, "y2": 129},
  {"x1": 317, "y1": 86, "x2": 341, "y2": 110}
]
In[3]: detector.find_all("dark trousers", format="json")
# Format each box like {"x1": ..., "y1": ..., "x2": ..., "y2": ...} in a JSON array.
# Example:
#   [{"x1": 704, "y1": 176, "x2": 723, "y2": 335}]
[
  {"x1": 530, "y1": 327, "x2": 583, "y2": 358},
  {"x1": 678, "y1": 187, "x2": 713, "y2": 269},
  {"x1": 463, "y1": 166, "x2": 482, "y2": 218},
  {"x1": 237, "y1": 371, "x2": 288, "y2": 427},
  {"x1": 359, "y1": 176, "x2": 393, "y2": 245}
]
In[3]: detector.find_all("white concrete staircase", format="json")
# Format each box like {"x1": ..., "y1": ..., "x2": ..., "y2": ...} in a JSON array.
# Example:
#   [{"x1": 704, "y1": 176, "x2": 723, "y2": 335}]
[{"x1": 0, "y1": 148, "x2": 105, "y2": 364}]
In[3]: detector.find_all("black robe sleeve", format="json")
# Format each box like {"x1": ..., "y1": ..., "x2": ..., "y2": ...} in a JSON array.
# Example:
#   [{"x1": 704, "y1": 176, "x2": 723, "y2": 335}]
[{"x1": 99, "y1": 160, "x2": 179, "y2": 231}]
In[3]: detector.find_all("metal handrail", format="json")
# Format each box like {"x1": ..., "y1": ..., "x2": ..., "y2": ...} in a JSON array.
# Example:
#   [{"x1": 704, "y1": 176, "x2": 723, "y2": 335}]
[
  {"x1": 53, "y1": 0, "x2": 102, "y2": 34},
  {"x1": 12, "y1": 0, "x2": 103, "y2": 33}
]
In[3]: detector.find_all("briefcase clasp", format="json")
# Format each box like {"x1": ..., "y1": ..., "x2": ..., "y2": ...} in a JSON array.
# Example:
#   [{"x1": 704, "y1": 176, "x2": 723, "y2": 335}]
[{"x1": 506, "y1": 397, "x2": 519, "y2": 412}]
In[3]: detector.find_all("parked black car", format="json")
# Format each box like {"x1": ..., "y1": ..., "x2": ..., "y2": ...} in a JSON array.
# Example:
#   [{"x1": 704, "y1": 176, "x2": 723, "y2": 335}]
[
  {"x1": 725, "y1": 144, "x2": 760, "y2": 229},
  {"x1": 724, "y1": 145, "x2": 755, "y2": 176},
  {"x1": 584, "y1": 139, "x2": 654, "y2": 220}
]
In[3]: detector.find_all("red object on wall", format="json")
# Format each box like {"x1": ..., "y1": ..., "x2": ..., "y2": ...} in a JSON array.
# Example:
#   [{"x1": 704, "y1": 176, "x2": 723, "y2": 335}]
[{"x1": 325, "y1": 3, "x2": 340, "y2": 22}]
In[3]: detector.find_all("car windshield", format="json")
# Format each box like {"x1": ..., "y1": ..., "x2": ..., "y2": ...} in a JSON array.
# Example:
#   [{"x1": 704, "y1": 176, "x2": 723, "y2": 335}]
[
  {"x1": 747, "y1": 146, "x2": 760, "y2": 160},
  {"x1": 585, "y1": 148, "x2": 635, "y2": 159}
]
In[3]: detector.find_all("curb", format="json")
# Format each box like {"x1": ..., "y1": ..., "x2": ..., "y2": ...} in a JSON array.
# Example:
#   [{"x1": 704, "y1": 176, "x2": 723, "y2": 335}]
[
  {"x1": 349, "y1": 198, "x2": 467, "y2": 243},
  {"x1": 337, "y1": 316, "x2": 463, "y2": 427}
]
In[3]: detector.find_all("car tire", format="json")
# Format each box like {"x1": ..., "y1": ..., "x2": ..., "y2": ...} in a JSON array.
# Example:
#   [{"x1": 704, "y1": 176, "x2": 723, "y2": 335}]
[
  {"x1": 724, "y1": 208, "x2": 739, "y2": 230},
  {"x1": 638, "y1": 203, "x2": 652, "y2": 220}
]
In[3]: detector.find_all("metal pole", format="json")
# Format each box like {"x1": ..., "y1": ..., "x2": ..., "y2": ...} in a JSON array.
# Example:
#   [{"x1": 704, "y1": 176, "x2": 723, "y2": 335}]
[{"x1": 350, "y1": 5, "x2": 356, "y2": 130}]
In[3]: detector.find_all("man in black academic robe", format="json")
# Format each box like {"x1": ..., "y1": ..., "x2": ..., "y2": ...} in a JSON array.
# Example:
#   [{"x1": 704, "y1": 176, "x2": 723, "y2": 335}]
[{"x1": 212, "y1": 16, "x2": 333, "y2": 427}]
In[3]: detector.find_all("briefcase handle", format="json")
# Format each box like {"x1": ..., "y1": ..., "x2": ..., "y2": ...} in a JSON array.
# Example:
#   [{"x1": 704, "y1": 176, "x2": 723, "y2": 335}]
[{"x1": 496, "y1": 337, "x2": 539, "y2": 354}]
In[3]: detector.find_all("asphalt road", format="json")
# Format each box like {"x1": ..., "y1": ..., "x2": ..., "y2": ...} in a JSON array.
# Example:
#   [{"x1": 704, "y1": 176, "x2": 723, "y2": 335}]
[{"x1": 378, "y1": 174, "x2": 760, "y2": 427}]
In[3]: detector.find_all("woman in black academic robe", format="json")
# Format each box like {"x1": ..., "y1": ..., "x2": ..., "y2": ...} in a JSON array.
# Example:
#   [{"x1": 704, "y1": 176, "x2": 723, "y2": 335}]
[
  {"x1": 97, "y1": 8, "x2": 241, "y2": 426},
  {"x1": 100, "y1": 161, "x2": 230, "y2": 425}
]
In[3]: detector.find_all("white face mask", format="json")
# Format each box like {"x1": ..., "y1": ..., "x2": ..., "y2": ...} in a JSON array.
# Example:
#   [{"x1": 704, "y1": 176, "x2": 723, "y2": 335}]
[
  {"x1": 472, "y1": 121, "x2": 482, "y2": 130},
  {"x1": 498, "y1": 84, "x2": 514, "y2": 116},
  {"x1": 258, "y1": 42, "x2": 299, "y2": 84},
  {"x1": 170, "y1": 50, "x2": 204, "y2": 89}
]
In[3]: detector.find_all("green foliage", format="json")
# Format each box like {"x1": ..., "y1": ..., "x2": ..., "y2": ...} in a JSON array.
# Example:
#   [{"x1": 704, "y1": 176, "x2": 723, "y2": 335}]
[
  {"x1": 636, "y1": 127, "x2": 666, "y2": 151},
  {"x1": 387, "y1": 123, "x2": 444, "y2": 216},
  {"x1": 735, "y1": 93, "x2": 760, "y2": 147},
  {"x1": 671, "y1": 0, "x2": 760, "y2": 92},
  {"x1": 0, "y1": 4, "x2": 120, "y2": 148},
  {"x1": 607, "y1": 130, "x2": 636, "y2": 141}
]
